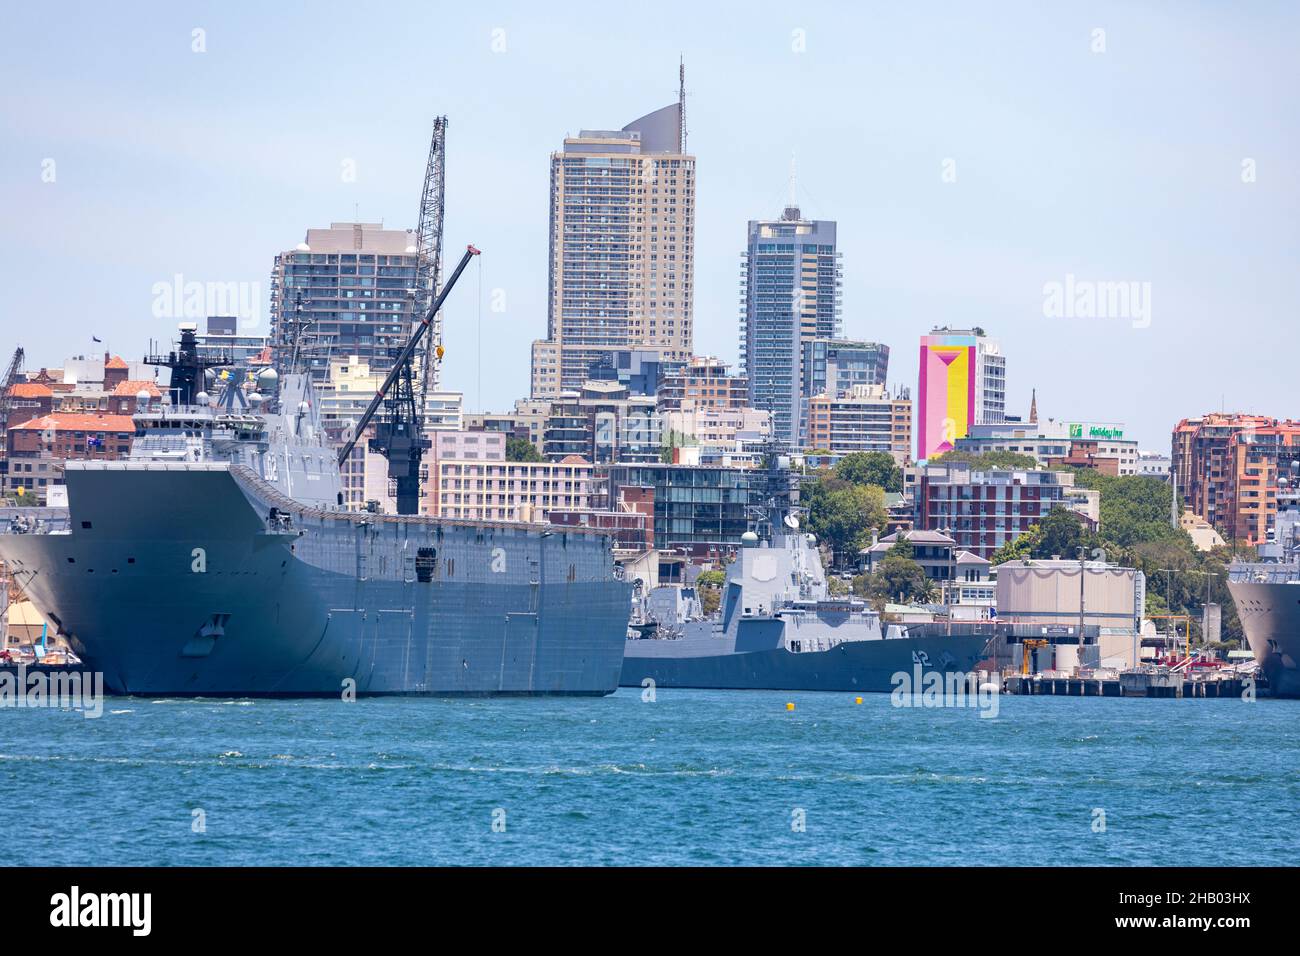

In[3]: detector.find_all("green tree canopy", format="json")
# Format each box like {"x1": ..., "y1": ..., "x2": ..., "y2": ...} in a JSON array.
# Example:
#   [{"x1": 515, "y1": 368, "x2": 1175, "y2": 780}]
[
  {"x1": 803, "y1": 477, "x2": 888, "y2": 568},
  {"x1": 695, "y1": 569, "x2": 725, "y2": 589},
  {"x1": 834, "y1": 452, "x2": 903, "y2": 492},
  {"x1": 505, "y1": 436, "x2": 543, "y2": 462},
  {"x1": 930, "y1": 449, "x2": 1040, "y2": 470},
  {"x1": 865, "y1": 552, "x2": 937, "y2": 605}
]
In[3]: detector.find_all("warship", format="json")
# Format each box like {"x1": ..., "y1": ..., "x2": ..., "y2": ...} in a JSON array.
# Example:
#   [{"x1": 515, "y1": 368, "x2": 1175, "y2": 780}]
[
  {"x1": 1228, "y1": 461, "x2": 1300, "y2": 697},
  {"x1": 0, "y1": 323, "x2": 631, "y2": 696},
  {"x1": 620, "y1": 460, "x2": 995, "y2": 693}
]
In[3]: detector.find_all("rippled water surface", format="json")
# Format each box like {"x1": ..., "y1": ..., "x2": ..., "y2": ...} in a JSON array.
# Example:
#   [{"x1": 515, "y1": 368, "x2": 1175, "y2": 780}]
[{"x1": 1, "y1": 690, "x2": 1295, "y2": 865}]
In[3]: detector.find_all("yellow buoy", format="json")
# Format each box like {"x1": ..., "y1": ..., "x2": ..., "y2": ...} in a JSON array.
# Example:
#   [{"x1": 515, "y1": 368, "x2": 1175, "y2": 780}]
[
  {"x1": 855, "y1": 696, "x2": 863, "y2": 705},
  {"x1": 786, "y1": 702, "x2": 795, "y2": 711}
]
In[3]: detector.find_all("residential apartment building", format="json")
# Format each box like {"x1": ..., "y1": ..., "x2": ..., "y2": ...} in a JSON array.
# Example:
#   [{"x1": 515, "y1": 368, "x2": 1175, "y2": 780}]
[
  {"x1": 430, "y1": 432, "x2": 595, "y2": 522},
  {"x1": 543, "y1": 382, "x2": 660, "y2": 464},
  {"x1": 916, "y1": 463, "x2": 1074, "y2": 561},
  {"x1": 531, "y1": 99, "x2": 695, "y2": 397},
  {"x1": 1172, "y1": 413, "x2": 1300, "y2": 544},
  {"x1": 740, "y1": 205, "x2": 842, "y2": 447},
  {"x1": 656, "y1": 355, "x2": 748, "y2": 411},
  {"x1": 318, "y1": 355, "x2": 462, "y2": 432},
  {"x1": 660, "y1": 406, "x2": 771, "y2": 463},
  {"x1": 464, "y1": 398, "x2": 553, "y2": 456},
  {"x1": 269, "y1": 222, "x2": 421, "y2": 386},
  {"x1": 806, "y1": 384, "x2": 912, "y2": 463},
  {"x1": 801, "y1": 338, "x2": 888, "y2": 444}
]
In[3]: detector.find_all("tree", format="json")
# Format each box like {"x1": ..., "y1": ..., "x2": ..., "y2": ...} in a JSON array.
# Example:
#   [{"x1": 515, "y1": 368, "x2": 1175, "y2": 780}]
[
  {"x1": 505, "y1": 436, "x2": 543, "y2": 462},
  {"x1": 865, "y1": 550, "x2": 933, "y2": 605},
  {"x1": 803, "y1": 478, "x2": 888, "y2": 569},
  {"x1": 930, "y1": 449, "x2": 1040, "y2": 470},
  {"x1": 835, "y1": 452, "x2": 903, "y2": 492},
  {"x1": 990, "y1": 523, "x2": 1040, "y2": 566},
  {"x1": 695, "y1": 569, "x2": 725, "y2": 589},
  {"x1": 1034, "y1": 507, "x2": 1095, "y2": 559}
]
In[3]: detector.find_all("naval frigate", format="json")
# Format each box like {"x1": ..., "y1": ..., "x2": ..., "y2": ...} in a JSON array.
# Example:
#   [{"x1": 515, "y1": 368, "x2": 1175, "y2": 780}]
[
  {"x1": 620, "y1": 462, "x2": 995, "y2": 693},
  {"x1": 0, "y1": 326, "x2": 631, "y2": 696}
]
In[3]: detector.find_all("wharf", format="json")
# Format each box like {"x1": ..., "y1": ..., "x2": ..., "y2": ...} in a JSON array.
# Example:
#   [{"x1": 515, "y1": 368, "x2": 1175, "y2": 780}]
[{"x1": 1001, "y1": 673, "x2": 1251, "y2": 699}]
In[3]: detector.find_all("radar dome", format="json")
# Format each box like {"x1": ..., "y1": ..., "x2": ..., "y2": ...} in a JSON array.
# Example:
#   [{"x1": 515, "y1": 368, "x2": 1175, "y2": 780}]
[
  {"x1": 249, "y1": 393, "x2": 264, "y2": 406},
  {"x1": 741, "y1": 531, "x2": 760, "y2": 548},
  {"x1": 256, "y1": 368, "x2": 278, "y2": 389},
  {"x1": 195, "y1": 391, "x2": 210, "y2": 406}
]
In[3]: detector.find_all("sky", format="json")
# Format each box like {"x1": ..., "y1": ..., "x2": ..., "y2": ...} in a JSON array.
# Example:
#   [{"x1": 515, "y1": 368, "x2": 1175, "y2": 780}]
[{"x1": 2, "y1": 1, "x2": 1297, "y2": 452}]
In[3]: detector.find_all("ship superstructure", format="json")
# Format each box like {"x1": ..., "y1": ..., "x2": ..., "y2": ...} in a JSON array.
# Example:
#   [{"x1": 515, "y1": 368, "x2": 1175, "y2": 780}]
[
  {"x1": 0, "y1": 325, "x2": 631, "y2": 696},
  {"x1": 621, "y1": 455, "x2": 993, "y2": 692}
]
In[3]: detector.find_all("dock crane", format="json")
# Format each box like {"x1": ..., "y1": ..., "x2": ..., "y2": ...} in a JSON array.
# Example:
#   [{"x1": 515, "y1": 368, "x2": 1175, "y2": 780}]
[
  {"x1": 336, "y1": 244, "x2": 480, "y2": 515},
  {"x1": 0, "y1": 346, "x2": 25, "y2": 469}
]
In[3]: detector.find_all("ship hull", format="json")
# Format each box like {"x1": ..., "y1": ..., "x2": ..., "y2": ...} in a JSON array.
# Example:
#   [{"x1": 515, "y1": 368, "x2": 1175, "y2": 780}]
[
  {"x1": 0, "y1": 464, "x2": 631, "y2": 697},
  {"x1": 620, "y1": 626, "x2": 992, "y2": 693},
  {"x1": 1227, "y1": 579, "x2": 1300, "y2": 697}
]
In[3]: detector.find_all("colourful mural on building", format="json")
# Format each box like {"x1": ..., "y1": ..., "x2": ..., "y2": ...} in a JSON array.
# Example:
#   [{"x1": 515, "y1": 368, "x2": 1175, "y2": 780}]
[{"x1": 917, "y1": 333, "x2": 976, "y2": 460}]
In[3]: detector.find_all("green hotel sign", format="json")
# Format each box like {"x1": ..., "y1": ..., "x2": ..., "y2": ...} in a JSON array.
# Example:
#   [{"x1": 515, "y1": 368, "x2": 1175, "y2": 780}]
[{"x1": 1069, "y1": 423, "x2": 1124, "y2": 440}]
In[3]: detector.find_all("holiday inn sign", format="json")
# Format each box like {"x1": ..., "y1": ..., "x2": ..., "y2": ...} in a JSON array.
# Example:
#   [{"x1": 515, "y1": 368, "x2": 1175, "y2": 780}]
[{"x1": 1069, "y1": 423, "x2": 1125, "y2": 440}]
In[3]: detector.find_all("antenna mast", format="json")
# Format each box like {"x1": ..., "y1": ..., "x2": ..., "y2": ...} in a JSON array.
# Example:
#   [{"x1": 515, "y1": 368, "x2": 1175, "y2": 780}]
[
  {"x1": 414, "y1": 116, "x2": 447, "y2": 406},
  {"x1": 678, "y1": 57, "x2": 687, "y2": 153}
]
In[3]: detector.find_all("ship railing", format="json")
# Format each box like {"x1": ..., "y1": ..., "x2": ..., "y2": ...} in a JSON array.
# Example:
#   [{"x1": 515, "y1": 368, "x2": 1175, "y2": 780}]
[{"x1": 1228, "y1": 564, "x2": 1300, "y2": 584}]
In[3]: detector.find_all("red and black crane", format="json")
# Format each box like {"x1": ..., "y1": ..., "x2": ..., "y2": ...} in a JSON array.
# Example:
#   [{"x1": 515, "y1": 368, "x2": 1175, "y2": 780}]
[{"x1": 336, "y1": 244, "x2": 479, "y2": 515}]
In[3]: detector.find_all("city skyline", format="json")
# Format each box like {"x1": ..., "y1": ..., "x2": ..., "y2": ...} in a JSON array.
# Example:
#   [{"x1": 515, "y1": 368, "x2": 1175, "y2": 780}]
[{"x1": 4, "y1": 3, "x2": 1298, "y2": 452}]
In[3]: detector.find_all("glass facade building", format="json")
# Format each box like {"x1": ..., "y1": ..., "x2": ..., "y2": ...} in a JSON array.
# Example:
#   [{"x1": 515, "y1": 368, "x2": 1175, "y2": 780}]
[
  {"x1": 740, "y1": 206, "x2": 842, "y2": 448},
  {"x1": 604, "y1": 463, "x2": 762, "y2": 556}
]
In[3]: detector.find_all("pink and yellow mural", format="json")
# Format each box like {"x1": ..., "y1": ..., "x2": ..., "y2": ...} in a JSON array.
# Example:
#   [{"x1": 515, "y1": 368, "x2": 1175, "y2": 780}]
[{"x1": 917, "y1": 334, "x2": 976, "y2": 460}]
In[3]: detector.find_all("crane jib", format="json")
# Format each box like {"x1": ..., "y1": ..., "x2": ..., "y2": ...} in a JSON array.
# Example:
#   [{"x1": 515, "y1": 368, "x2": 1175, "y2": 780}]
[{"x1": 335, "y1": 244, "x2": 480, "y2": 468}]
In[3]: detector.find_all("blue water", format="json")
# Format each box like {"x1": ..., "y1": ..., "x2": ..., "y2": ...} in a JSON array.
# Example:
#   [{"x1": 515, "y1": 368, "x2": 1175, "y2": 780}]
[{"x1": 1, "y1": 689, "x2": 1295, "y2": 866}]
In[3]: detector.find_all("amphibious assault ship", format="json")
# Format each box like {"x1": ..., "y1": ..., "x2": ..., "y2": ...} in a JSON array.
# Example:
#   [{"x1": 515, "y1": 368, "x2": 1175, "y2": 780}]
[
  {"x1": 1228, "y1": 461, "x2": 1300, "y2": 697},
  {"x1": 0, "y1": 326, "x2": 631, "y2": 696},
  {"x1": 620, "y1": 460, "x2": 994, "y2": 693}
]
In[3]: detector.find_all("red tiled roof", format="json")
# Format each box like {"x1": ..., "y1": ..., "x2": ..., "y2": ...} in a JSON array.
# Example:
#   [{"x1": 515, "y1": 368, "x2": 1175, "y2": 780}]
[
  {"x1": 9, "y1": 382, "x2": 52, "y2": 398},
  {"x1": 557, "y1": 455, "x2": 592, "y2": 465},
  {"x1": 112, "y1": 379, "x2": 160, "y2": 397},
  {"x1": 104, "y1": 355, "x2": 129, "y2": 370},
  {"x1": 10, "y1": 414, "x2": 137, "y2": 433}
]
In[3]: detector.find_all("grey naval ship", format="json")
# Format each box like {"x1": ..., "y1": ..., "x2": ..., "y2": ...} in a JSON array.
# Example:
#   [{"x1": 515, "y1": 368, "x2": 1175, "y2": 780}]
[
  {"x1": 620, "y1": 465, "x2": 994, "y2": 693},
  {"x1": 0, "y1": 326, "x2": 631, "y2": 696},
  {"x1": 1228, "y1": 461, "x2": 1300, "y2": 697}
]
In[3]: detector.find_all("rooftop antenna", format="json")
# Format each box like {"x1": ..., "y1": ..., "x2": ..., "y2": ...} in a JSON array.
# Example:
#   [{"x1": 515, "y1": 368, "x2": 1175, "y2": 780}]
[
  {"x1": 782, "y1": 153, "x2": 801, "y2": 220},
  {"x1": 678, "y1": 56, "x2": 687, "y2": 153}
]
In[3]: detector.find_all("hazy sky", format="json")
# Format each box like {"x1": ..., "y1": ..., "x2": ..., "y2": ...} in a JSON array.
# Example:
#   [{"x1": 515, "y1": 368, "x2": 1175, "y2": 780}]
[{"x1": 3, "y1": 1, "x2": 1297, "y2": 451}]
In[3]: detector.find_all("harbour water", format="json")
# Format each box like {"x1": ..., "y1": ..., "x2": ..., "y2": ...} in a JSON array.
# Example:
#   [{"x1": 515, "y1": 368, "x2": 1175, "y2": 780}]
[{"x1": 1, "y1": 690, "x2": 1294, "y2": 866}]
